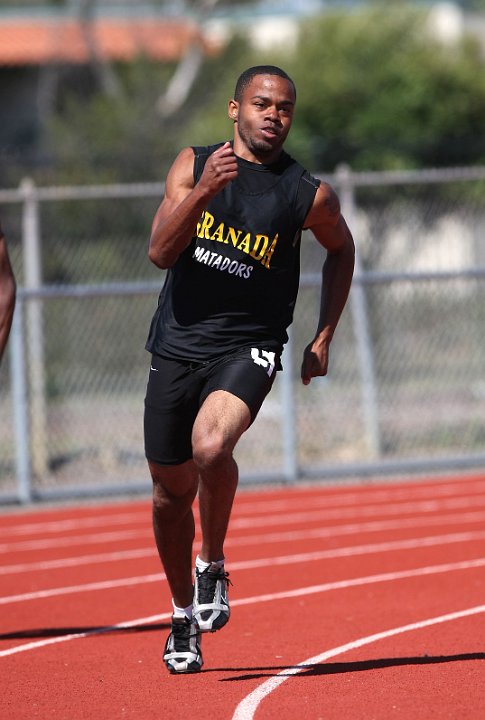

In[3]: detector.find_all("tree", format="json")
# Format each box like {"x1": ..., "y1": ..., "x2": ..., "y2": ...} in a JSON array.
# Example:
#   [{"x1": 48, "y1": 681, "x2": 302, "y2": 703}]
[
  {"x1": 25, "y1": 3, "x2": 485, "y2": 184},
  {"x1": 39, "y1": 33, "x2": 256, "y2": 184},
  {"x1": 286, "y1": 6, "x2": 485, "y2": 171},
  {"x1": 156, "y1": 0, "x2": 222, "y2": 119},
  {"x1": 455, "y1": 1, "x2": 485, "y2": 10},
  {"x1": 22, "y1": 0, "x2": 260, "y2": 185}
]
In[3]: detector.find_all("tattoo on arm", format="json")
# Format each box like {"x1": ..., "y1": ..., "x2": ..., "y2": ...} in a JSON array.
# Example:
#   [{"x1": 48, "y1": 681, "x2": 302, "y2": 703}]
[{"x1": 324, "y1": 190, "x2": 340, "y2": 219}]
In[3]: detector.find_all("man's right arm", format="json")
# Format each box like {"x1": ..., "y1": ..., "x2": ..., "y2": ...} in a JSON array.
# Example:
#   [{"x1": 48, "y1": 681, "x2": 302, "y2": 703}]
[{"x1": 148, "y1": 142, "x2": 238, "y2": 268}]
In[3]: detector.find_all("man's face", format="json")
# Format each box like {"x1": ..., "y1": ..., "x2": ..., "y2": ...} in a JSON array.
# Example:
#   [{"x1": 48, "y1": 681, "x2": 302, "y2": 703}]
[{"x1": 230, "y1": 74, "x2": 296, "y2": 162}]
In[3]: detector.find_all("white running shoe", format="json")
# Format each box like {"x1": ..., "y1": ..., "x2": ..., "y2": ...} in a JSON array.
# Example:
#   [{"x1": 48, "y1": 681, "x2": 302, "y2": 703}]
[
  {"x1": 163, "y1": 616, "x2": 203, "y2": 674},
  {"x1": 193, "y1": 563, "x2": 231, "y2": 633}
]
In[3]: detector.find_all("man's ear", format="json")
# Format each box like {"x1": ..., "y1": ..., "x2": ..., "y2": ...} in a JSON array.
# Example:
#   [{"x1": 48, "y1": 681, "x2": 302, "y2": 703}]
[{"x1": 228, "y1": 99, "x2": 238, "y2": 121}]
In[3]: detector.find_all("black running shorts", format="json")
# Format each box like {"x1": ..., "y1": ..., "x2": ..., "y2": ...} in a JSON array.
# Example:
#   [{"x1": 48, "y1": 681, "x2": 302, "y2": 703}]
[{"x1": 144, "y1": 346, "x2": 280, "y2": 466}]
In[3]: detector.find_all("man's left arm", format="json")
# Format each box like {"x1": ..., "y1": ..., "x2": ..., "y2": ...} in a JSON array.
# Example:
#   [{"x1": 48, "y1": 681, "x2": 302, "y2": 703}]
[{"x1": 300, "y1": 183, "x2": 355, "y2": 385}]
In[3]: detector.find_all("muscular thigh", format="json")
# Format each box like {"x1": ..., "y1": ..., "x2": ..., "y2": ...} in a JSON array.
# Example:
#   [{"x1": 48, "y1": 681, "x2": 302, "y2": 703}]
[
  {"x1": 192, "y1": 346, "x2": 280, "y2": 452},
  {"x1": 144, "y1": 355, "x2": 201, "y2": 465},
  {"x1": 192, "y1": 390, "x2": 251, "y2": 455},
  {"x1": 201, "y1": 345, "x2": 279, "y2": 424},
  {"x1": 144, "y1": 346, "x2": 279, "y2": 465}
]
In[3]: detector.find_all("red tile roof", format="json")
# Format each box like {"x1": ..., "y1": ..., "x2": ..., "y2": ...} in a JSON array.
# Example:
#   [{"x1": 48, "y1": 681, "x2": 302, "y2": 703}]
[{"x1": 0, "y1": 17, "x2": 219, "y2": 66}]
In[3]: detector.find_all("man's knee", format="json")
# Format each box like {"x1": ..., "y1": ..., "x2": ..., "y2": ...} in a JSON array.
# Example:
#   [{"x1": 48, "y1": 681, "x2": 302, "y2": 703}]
[
  {"x1": 149, "y1": 461, "x2": 198, "y2": 518},
  {"x1": 152, "y1": 483, "x2": 197, "y2": 525},
  {"x1": 192, "y1": 431, "x2": 231, "y2": 473}
]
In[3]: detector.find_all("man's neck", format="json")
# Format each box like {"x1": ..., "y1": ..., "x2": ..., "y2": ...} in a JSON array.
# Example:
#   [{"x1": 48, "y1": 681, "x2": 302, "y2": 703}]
[{"x1": 232, "y1": 139, "x2": 283, "y2": 166}]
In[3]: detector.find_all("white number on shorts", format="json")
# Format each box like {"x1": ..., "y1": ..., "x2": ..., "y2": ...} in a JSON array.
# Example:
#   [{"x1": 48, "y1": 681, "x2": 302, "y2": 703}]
[{"x1": 251, "y1": 348, "x2": 276, "y2": 377}]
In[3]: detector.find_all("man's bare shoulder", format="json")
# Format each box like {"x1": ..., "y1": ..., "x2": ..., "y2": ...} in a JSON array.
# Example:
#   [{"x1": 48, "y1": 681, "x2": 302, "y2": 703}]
[
  {"x1": 174, "y1": 146, "x2": 196, "y2": 165},
  {"x1": 165, "y1": 146, "x2": 196, "y2": 194},
  {"x1": 314, "y1": 182, "x2": 341, "y2": 219},
  {"x1": 0, "y1": 234, "x2": 15, "y2": 287},
  {"x1": 305, "y1": 181, "x2": 341, "y2": 228},
  {"x1": 0, "y1": 235, "x2": 10, "y2": 266},
  {"x1": 169, "y1": 146, "x2": 196, "y2": 175}
]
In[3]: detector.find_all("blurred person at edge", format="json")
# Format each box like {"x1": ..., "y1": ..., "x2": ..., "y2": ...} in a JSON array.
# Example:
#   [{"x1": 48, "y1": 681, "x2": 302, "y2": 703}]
[
  {"x1": 0, "y1": 219, "x2": 16, "y2": 363},
  {"x1": 144, "y1": 65, "x2": 355, "y2": 674}
]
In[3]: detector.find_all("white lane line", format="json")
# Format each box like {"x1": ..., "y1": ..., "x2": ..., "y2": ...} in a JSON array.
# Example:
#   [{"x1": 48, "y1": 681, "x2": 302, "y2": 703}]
[
  {"x1": 226, "y1": 509, "x2": 485, "y2": 547},
  {"x1": 232, "y1": 603, "x2": 485, "y2": 720},
  {"x1": 229, "y1": 494, "x2": 485, "y2": 530},
  {"x1": 2, "y1": 526, "x2": 485, "y2": 578},
  {"x1": 233, "y1": 478, "x2": 485, "y2": 515},
  {"x1": 0, "y1": 511, "x2": 149, "y2": 538},
  {"x1": 0, "y1": 529, "x2": 152, "y2": 554},
  {"x1": 2, "y1": 530, "x2": 485, "y2": 604},
  {"x1": 4, "y1": 496, "x2": 485, "y2": 555},
  {"x1": 0, "y1": 516, "x2": 485, "y2": 588},
  {"x1": 1, "y1": 557, "x2": 484, "y2": 657},
  {"x1": 2, "y1": 506, "x2": 484, "y2": 578},
  {"x1": 0, "y1": 611, "x2": 174, "y2": 658},
  {"x1": 2, "y1": 478, "x2": 484, "y2": 539},
  {"x1": 0, "y1": 573, "x2": 165, "y2": 606},
  {"x1": 0, "y1": 548, "x2": 157, "y2": 576},
  {"x1": 0, "y1": 481, "x2": 485, "y2": 549},
  {"x1": 2, "y1": 508, "x2": 485, "y2": 575}
]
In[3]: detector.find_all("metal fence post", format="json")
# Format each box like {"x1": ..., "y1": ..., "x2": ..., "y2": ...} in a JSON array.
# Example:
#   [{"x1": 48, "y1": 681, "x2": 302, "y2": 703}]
[
  {"x1": 21, "y1": 178, "x2": 48, "y2": 480},
  {"x1": 336, "y1": 164, "x2": 382, "y2": 458},
  {"x1": 281, "y1": 327, "x2": 298, "y2": 483},
  {"x1": 9, "y1": 296, "x2": 32, "y2": 503}
]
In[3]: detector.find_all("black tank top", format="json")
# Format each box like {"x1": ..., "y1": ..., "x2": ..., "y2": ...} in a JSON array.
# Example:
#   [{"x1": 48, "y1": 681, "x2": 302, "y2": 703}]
[{"x1": 146, "y1": 143, "x2": 320, "y2": 361}]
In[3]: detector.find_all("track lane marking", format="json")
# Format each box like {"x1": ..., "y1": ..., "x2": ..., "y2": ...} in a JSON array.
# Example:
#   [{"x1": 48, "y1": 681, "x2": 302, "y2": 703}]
[
  {"x1": 231, "y1": 478, "x2": 485, "y2": 515},
  {"x1": 228, "y1": 509, "x2": 485, "y2": 549},
  {"x1": 0, "y1": 511, "x2": 149, "y2": 538},
  {"x1": 3, "y1": 530, "x2": 485, "y2": 604},
  {"x1": 1, "y1": 556, "x2": 485, "y2": 656},
  {"x1": 4, "y1": 502, "x2": 485, "y2": 554},
  {"x1": 3, "y1": 477, "x2": 484, "y2": 538},
  {"x1": 229, "y1": 494, "x2": 485, "y2": 530},
  {"x1": 0, "y1": 573, "x2": 165, "y2": 606},
  {"x1": 0, "y1": 529, "x2": 152, "y2": 554},
  {"x1": 0, "y1": 547, "x2": 157, "y2": 575},
  {"x1": 2, "y1": 524, "x2": 485, "y2": 591},
  {"x1": 231, "y1": 603, "x2": 485, "y2": 720}
]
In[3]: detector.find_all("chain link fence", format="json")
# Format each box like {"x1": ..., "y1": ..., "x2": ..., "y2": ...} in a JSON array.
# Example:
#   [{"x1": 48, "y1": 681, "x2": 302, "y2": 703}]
[{"x1": 1, "y1": 166, "x2": 484, "y2": 503}]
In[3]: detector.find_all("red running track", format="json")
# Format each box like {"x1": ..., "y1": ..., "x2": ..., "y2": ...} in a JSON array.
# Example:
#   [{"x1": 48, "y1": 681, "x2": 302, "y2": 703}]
[{"x1": 1, "y1": 474, "x2": 485, "y2": 719}]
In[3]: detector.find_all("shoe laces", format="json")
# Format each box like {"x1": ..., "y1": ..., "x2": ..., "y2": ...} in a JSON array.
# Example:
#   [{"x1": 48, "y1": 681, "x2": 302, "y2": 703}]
[
  {"x1": 197, "y1": 567, "x2": 232, "y2": 602},
  {"x1": 171, "y1": 619, "x2": 194, "y2": 650}
]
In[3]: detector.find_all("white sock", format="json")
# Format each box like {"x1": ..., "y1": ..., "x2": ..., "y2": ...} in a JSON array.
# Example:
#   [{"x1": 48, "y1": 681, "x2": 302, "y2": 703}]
[
  {"x1": 172, "y1": 599, "x2": 193, "y2": 620},
  {"x1": 196, "y1": 555, "x2": 225, "y2": 572}
]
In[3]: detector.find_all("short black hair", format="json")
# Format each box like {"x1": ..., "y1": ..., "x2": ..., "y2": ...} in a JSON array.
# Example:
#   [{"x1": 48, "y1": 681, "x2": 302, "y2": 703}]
[{"x1": 234, "y1": 65, "x2": 296, "y2": 102}]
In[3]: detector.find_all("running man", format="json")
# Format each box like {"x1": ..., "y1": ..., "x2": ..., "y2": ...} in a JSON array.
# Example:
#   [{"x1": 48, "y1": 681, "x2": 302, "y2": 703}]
[{"x1": 144, "y1": 65, "x2": 355, "y2": 673}]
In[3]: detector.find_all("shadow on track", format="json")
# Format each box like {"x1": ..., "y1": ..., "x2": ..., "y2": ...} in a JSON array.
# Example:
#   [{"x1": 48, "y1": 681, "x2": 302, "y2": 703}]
[
  {"x1": 216, "y1": 653, "x2": 485, "y2": 681},
  {"x1": 0, "y1": 623, "x2": 170, "y2": 640}
]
